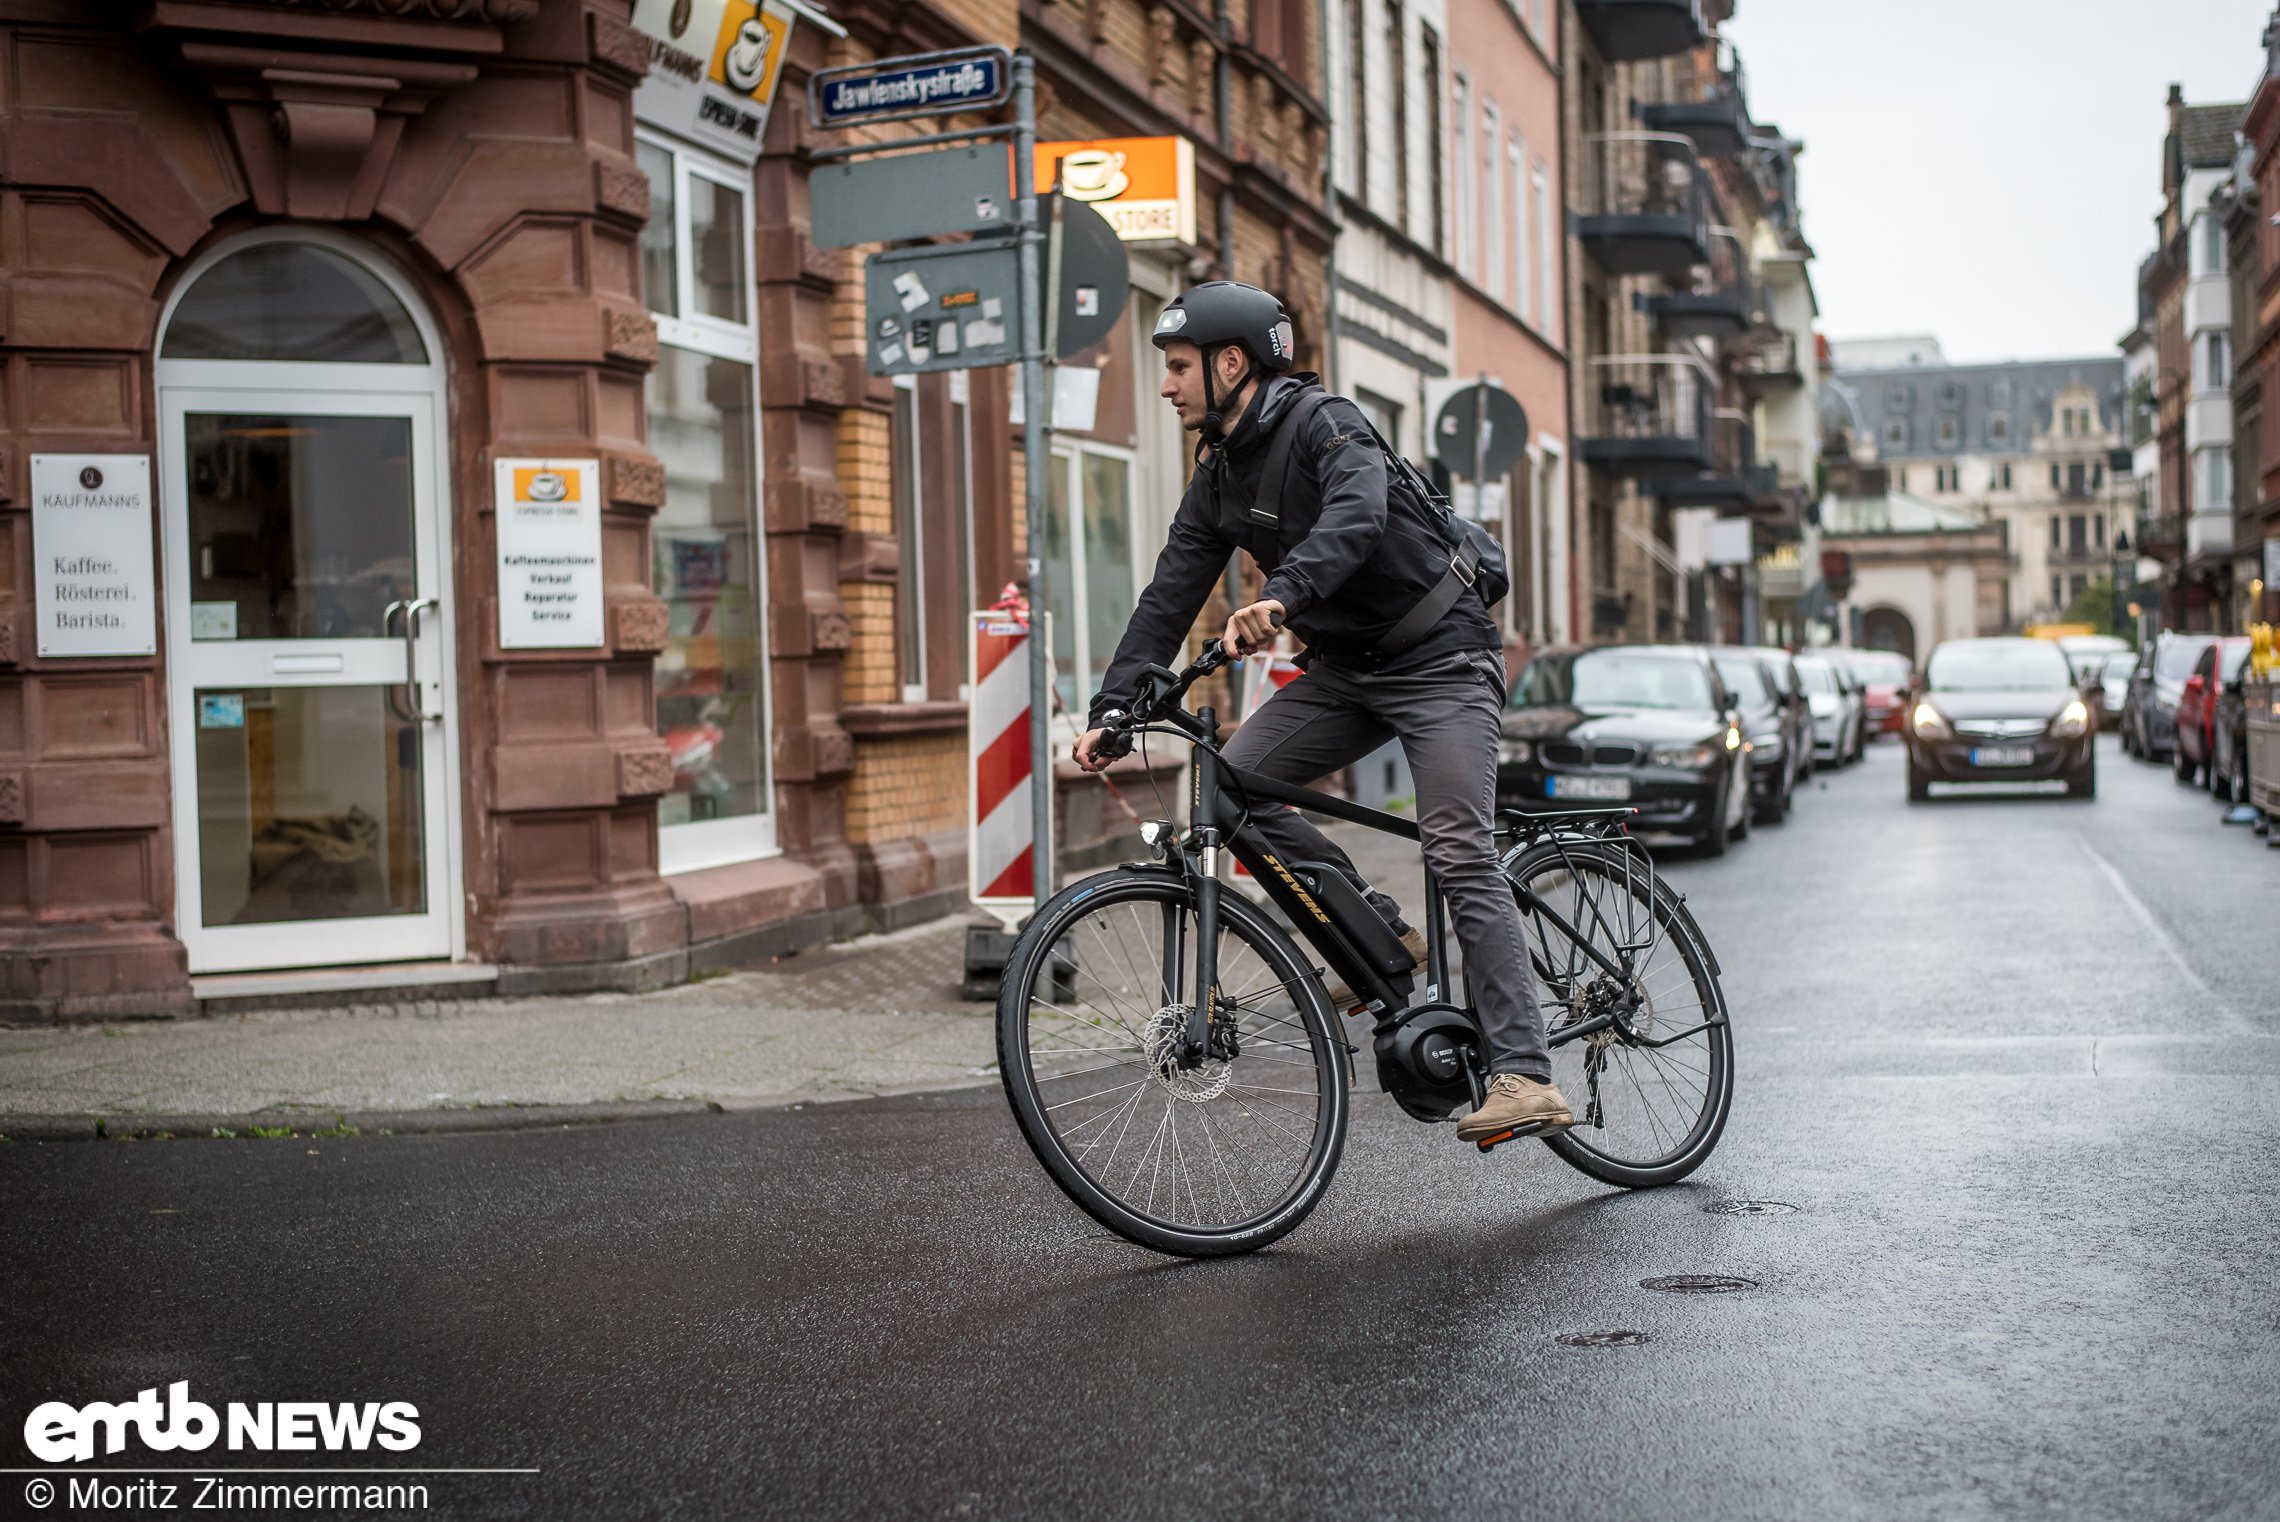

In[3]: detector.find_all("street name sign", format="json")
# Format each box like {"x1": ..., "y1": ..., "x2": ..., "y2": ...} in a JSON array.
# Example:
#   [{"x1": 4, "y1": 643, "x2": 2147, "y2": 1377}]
[
  {"x1": 32, "y1": 453, "x2": 155, "y2": 658},
  {"x1": 809, "y1": 47, "x2": 1011, "y2": 129}
]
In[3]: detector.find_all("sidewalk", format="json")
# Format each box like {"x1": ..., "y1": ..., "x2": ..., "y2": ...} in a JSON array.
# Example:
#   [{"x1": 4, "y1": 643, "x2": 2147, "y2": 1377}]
[{"x1": 0, "y1": 825, "x2": 1427, "y2": 1142}]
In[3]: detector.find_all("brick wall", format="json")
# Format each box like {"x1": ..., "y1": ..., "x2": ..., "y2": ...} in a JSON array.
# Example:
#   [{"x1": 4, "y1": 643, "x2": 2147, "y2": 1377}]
[{"x1": 845, "y1": 732, "x2": 967, "y2": 843}]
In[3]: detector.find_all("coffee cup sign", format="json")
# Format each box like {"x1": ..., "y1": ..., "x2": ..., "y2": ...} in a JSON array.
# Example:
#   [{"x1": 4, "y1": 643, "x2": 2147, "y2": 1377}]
[
  {"x1": 1059, "y1": 149, "x2": 1130, "y2": 201},
  {"x1": 1033, "y1": 136, "x2": 1196, "y2": 244},
  {"x1": 629, "y1": 0, "x2": 806, "y2": 164}
]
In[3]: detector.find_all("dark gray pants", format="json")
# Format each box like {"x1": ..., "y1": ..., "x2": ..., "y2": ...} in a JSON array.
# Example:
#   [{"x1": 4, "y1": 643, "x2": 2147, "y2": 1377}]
[{"x1": 1221, "y1": 647, "x2": 1550, "y2": 1079}]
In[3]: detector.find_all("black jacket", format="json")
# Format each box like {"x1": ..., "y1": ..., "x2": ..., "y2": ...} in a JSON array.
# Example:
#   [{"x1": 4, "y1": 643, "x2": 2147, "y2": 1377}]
[{"x1": 1089, "y1": 373, "x2": 1500, "y2": 726}]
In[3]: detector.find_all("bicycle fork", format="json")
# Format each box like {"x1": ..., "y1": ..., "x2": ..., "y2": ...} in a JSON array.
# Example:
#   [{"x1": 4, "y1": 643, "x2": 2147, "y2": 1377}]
[{"x1": 1180, "y1": 707, "x2": 1223, "y2": 1069}]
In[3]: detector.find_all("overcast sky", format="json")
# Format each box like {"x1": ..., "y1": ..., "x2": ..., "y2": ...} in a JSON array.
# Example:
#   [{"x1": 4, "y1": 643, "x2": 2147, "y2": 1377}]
[{"x1": 1723, "y1": 0, "x2": 2272, "y2": 364}]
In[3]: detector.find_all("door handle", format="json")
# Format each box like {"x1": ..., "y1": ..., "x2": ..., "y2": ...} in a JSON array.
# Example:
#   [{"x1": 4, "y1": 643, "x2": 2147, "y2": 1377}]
[{"x1": 386, "y1": 597, "x2": 439, "y2": 724}]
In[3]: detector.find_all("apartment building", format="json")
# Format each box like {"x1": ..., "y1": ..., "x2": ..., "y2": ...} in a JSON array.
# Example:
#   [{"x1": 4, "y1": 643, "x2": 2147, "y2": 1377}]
[
  {"x1": 0, "y1": 0, "x2": 1335, "y2": 1017},
  {"x1": 2230, "y1": 13, "x2": 2280, "y2": 631},
  {"x1": 2136, "y1": 87, "x2": 2245, "y2": 630},
  {"x1": 1826, "y1": 353, "x2": 2130, "y2": 631},
  {"x1": 1561, "y1": 0, "x2": 1815, "y2": 648}
]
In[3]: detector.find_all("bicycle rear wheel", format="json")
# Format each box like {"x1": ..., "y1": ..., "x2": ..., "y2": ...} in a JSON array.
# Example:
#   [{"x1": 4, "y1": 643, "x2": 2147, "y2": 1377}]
[
  {"x1": 997, "y1": 869, "x2": 1349, "y2": 1257},
  {"x1": 1504, "y1": 839, "x2": 1732, "y2": 1187}
]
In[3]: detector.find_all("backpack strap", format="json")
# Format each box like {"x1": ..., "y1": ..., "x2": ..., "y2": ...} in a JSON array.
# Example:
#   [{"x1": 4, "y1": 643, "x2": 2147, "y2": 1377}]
[
  {"x1": 1374, "y1": 533, "x2": 1482, "y2": 659},
  {"x1": 1247, "y1": 390, "x2": 1331, "y2": 573}
]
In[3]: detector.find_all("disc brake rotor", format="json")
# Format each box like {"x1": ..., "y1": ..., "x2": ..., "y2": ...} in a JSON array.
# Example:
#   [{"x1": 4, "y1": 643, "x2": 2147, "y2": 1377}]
[{"x1": 1140, "y1": 1005, "x2": 1233, "y2": 1103}]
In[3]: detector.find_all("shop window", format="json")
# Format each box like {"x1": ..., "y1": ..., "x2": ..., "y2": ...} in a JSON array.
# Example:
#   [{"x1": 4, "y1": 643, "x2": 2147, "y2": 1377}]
[
  {"x1": 1045, "y1": 444, "x2": 1138, "y2": 715},
  {"x1": 888, "y1": 371, "x2": 976, "y2": 704},
  {"x1": 1420, "y1": 25, "x2": 1445, "y2": 257},
  {"x1": 639, "y1": 129, "x2": 774, "y2": 873},
  {"x1": 162, "y1": 243, "x2": 426, "y2": 363}
]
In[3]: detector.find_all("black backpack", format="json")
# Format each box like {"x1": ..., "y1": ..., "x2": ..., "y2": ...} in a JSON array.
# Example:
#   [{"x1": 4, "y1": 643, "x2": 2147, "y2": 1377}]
[{"x1": 1249, "y1": 391, "x2": 1511, "y2": 658}]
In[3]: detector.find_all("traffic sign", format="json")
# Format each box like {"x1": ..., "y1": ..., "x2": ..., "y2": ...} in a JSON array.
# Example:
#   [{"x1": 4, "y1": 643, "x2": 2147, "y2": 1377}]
[
  {"x1": 1047, "y1": 197, "x2": 1129, "y2": 359},
  {"x1": 810, "y1": 145, "x2": 1012, "y2": 249},
  {"x1": 809, "y1": 46, "x2": 1010, "y2": 128},
  {"x1": 1433, "y1": 381, "x2": 1530, "y2": 481},
  {"x1": 864, "y1": 241, "x2": 1022, "y2": 376}
]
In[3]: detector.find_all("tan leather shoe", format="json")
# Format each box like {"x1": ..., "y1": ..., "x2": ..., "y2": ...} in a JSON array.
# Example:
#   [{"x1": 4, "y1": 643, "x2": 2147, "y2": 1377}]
[
  {"x1": 1455, "y1": 1073, "x2": 1575, "y2": 1146},
  {"x1": 1322, "y1": 927, "x2": 1428, "y2": 1011}
]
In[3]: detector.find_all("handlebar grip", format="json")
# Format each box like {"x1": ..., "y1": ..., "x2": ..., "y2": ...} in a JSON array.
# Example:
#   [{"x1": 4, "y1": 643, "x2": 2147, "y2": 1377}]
[{"x1": 1268, "y1": 611, "x2": 1284, "y2": 629}]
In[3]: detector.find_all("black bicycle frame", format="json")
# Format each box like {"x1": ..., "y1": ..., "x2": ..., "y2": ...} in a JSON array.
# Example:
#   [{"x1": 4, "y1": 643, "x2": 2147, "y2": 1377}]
[{"x1": 1160, "y1": 703, "x2": 1644, "y2": 1063}]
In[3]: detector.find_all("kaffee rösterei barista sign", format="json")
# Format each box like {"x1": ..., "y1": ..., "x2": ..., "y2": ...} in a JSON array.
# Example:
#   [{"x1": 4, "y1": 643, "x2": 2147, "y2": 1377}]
[
  {"x1": 32, "y1": 454, "x2": 156, "y2": 657},
  {"x1": 493, "y1": 459, "x2": 604, "y2": 650}
]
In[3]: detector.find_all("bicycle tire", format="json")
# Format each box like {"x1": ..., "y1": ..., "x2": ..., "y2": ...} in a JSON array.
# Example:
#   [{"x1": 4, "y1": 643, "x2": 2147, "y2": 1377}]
[
  {"x1": 997, "y1": 869, "x2": 1350, "y2": 1258},
  {"x1": 1504, "y1": 839, "x2": 1732, "y2": 1188}
]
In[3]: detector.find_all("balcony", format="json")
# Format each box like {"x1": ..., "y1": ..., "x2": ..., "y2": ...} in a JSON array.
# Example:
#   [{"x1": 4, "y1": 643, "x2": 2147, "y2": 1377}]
[
  {"x1": 1575, "y1": 133, "x2": 1709, "y2": 278},
  {"x1": 1581, "y1": 354, "x2": 1714, "y2": 480},
  {"x1": 1641, "y1": 44, "x2": 1750, "y2": 157},
  {"x1": 1573, "y1": 0, "x2": 1706, "y2": 62},
  {"x1": 1737, "y1": 329, "x2": 1804, "y2": 395},
  {"x1": 1654, "y1": 409, "x2": 1763, "y2": 510},
  {"x1": 1645, "y1": 226, "x2": 1755, "y2": 343}
]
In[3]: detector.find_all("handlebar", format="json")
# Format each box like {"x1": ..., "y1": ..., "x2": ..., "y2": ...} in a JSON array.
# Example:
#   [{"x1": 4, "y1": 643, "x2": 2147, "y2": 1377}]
[{"x1": 1091, "y1": 614, "x2": 1285, "y2": 762}]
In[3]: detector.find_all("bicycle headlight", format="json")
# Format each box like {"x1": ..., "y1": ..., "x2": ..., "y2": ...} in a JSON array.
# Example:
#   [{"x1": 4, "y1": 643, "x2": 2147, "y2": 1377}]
[
  {"x1": 1497, "y1": 738, "x2": 1533, "y2": 764},
  {"x1": 1650, "y1": 744, "x2": 1716, "y2": 768},
  {"x1": 1912, "y1": 703, "x2": 1952, "y2": 740},
  {"x1": 2051, "y1": 698, "x2": 2090, "y2": 739}
]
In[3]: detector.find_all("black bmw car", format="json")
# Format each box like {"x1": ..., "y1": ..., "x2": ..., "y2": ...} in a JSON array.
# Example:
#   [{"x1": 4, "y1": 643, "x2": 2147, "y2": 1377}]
[
  {"x1": 1500, "y1": 644, "x2": 1752, "y2": 854},
  {"x1": 1904, "y1": 637, "x2": 2096, "y2": 801}
]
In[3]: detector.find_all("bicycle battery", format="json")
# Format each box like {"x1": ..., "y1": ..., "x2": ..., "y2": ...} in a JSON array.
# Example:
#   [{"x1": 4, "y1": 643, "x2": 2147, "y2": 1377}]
[{"x1": 1290, "y1": 860, "x2": 1415, "y2": 978}]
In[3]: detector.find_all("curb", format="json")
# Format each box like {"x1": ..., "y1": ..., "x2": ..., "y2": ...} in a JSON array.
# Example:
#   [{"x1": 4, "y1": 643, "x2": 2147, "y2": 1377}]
[{"x1": 0, "y1": 1100, "x2": 728, "y2": 1144}]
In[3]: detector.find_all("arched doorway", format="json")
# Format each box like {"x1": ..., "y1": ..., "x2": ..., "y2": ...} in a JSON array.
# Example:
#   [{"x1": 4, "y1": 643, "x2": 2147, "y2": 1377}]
[
  {"x1": 1861, "y1": 606, "x2": 1917, "y2": 666},
  {"x1": 156, "y1": 232, "x2": 461, "y2": 973}
]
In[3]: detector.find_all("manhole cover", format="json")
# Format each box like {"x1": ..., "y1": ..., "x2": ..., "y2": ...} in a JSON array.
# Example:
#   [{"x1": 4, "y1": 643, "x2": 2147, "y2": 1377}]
[
  {"x1": 1641, "y1": 1274, "x2": 1757, "y2": 1294},
  {"x1": 1557, "y1": 1330, "x2": 1650, "y2": 1348},
  {"x1": 1704, "y1": 1199, "x2": 1798, "y2": 1216}
]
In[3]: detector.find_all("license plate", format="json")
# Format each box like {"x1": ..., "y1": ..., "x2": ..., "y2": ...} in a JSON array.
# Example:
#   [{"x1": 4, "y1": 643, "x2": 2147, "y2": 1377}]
[
  {"x1": 1969, "y1": 746, "x2": 2035, "y2": 767},
  {"x1": 1547, "y1": 774, "x2": 1632, "y2": 800}
]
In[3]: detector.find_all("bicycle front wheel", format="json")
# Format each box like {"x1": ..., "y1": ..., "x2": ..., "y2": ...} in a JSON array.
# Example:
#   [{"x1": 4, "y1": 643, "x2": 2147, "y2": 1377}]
[
  {"x1": 997, "y1": 869, "x2": 1350, "y2": 1258},
  {"x1": 1506, "y1": 839, "x2": 1733, "y2": 1188}
]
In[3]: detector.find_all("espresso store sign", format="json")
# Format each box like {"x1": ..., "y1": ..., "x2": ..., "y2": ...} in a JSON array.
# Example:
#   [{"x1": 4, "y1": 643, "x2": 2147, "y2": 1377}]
[
  {"x1": 1033, "y1": 136, "x2": 1197, "y2": 244},
  {"x1": 32, "y1": 454, "x2": 156, "y2": 658},
  {"x1": 494, "y1": 459, "x2": 604, "y2": 649},
  {"x1": 630, "y1": 0, "x2": 811, "y2": 163}
]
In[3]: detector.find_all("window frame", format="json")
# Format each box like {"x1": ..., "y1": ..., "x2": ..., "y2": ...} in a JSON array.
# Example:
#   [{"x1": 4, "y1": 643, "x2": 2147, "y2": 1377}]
[
  {"x1": 637, "y1": 125, "x2": 776, "y2": 876},
  {"x1": 1046, "y1": 438, "x2": 1142, "y2": 721}
]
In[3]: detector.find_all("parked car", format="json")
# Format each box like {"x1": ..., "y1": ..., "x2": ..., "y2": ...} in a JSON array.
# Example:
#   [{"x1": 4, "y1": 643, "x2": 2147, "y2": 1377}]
[
  {"x1": 1841, "y1": 649, "x2": 1915, "y2": 736},
  {"x1": 1706, "y1": 647, "x2": 1803, "y2": 825},
  {"x1": 1792, "y1": 652, "x2": 1865, "y2": 765},
  {"x1": 1747, "y1": 646, "x2": 1820, "y2": 778},
  {"x1": 2173, "y1": 636, "x2": 2252, "y2": 787},
  {"x1": 1905, "y1": 636, "x2": 2097, "y2": 800},
  {"x1": 2058, "y1": 634, "x2": 2134, "y2": 729},
  {"x1": 1500, "y1": 644, "x2": 1752, "y2": 855},
  {"x1": 2211, "y1": 651, "x2": 2255, "y2": 805},
  {"x1": 2120, "y1": 632, "x2": 2218, "y2": 761}
]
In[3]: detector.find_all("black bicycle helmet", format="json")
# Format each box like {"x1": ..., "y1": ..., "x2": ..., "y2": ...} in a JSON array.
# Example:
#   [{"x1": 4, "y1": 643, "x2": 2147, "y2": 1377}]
[{"x1": 1151, "y1": 281, "x2": 1295, "y2": 439}]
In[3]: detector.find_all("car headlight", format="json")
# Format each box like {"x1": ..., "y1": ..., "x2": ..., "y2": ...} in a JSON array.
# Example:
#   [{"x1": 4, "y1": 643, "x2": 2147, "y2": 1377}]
[
  {"x1": 1752, "y1": 734, "x2": 1783, "y2": 756},
  {"x1": 2051, "y1": 698, "x2": 2090, "y2": 739},
  {"x1": 1912, "y1": 703, "x2": 1952, "y2": 739},
  {"x1": 1497, "y1": 738, "x2": 1533, "y2": 764},
  {"x1": 1650, "y1": 744, "x2": 1717, "y2": 768}
]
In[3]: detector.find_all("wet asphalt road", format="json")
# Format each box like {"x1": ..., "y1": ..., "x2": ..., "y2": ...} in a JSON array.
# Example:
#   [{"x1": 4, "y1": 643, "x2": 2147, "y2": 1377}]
[{"x1": 5, "y1": 735, "x2": 2279, "y2": 1522}]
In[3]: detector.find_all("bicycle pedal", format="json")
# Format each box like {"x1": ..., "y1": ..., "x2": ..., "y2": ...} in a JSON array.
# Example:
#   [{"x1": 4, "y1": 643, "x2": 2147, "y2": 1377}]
[{"x1": 1472, "y1": 1121, "x2": 1549, "y2": 1153}]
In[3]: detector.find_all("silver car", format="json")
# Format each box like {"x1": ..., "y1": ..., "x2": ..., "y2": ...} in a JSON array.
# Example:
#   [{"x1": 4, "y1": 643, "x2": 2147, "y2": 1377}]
[{"x1": 1793, "y1": 653, "x2": 1865, "y2": 765}]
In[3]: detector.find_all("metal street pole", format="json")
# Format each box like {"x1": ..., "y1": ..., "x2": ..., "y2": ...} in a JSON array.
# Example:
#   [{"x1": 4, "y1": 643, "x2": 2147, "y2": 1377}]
[{"x1": 1013, "y1": 49, "x2": 1055, "y2": 903}]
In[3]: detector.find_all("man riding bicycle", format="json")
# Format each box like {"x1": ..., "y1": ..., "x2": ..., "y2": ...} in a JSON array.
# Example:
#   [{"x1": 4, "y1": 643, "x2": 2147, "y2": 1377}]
[{"x1": 1072, "y1": 281, "x2": 1573, "y2": 1145}]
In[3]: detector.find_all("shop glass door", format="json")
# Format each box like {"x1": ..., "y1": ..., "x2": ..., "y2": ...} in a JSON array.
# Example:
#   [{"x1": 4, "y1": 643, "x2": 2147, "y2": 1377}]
[{"x1": 161, "y1": 388, "x2": 456, "y2": 972}]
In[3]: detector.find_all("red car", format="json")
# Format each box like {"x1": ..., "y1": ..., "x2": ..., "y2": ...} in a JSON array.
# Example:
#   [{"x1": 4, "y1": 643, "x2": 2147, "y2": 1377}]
[
  {"x1": 2173, "y1": 637, "x2": 2252, "y2": 786},
  {"x1": 1842, "y1": 649, "x2": 1915, "y2": 736}
]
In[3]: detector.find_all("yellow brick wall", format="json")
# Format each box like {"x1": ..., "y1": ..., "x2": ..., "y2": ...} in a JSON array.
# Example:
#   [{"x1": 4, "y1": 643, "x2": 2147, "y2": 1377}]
[{"x1": 845, "y1": 732, "x2": 969, "y2": 843}]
